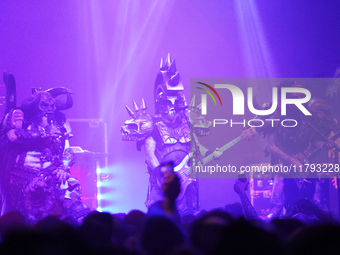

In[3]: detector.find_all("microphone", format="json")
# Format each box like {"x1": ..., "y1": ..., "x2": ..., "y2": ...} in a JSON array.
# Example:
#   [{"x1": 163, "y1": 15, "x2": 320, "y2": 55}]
[{"x1": 46, "y1": 113, "x2": 56, "y2": 125}]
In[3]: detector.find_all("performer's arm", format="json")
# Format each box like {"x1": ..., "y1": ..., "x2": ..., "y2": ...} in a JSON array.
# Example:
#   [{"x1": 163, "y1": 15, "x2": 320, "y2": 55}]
[
  {"x1": 192, "y1": 133, "x2": 222, "y2": 159},
  {"x1": 54, "y1": 121, "x2": 74, "y2": 183},
  {"x1": 144, "y1": 136, "x2": 160, "y2": 170},
  {"x1": 266, "y1": 132, "x2": 302, "y2": 167},
  {"x1": 4, "y1": 109, "x2": 46, "y2": 143},
  {"x1": 192, "y1": 133, "x2": 208, "y2": 157},
  {"x1": 234, "y1": 180, "x2": 259, "y2": 221},
  {"x1": 54, "y1": 147, "x2": 73, "y2": 183},
  {"x1": 3, "y1": 109, "x2": 24, "y2": 142}
]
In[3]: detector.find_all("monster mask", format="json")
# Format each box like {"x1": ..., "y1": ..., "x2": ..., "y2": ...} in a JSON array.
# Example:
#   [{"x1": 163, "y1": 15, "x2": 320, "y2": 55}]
[
  {"x1": 121, "y1": 99, "x2": 153, "y2": 142},
  {"x1": 21, "y1": 87, "x2": 73, "y2": 126}
]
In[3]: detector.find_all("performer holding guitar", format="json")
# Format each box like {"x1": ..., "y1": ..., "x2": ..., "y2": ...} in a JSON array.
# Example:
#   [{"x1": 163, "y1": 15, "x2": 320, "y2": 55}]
[
  {"x1": 254, "y1": 81, "x2": 340, "y2": 217},
  {"x1": 121, "y1": 54, "x2": 221, "y2": 215}
]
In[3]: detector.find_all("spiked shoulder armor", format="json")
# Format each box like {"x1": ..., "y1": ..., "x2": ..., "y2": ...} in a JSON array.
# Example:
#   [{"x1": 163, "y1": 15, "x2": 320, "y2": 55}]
[{"x1": 121, "y1": 99, "x2": 153, "y2": 150}]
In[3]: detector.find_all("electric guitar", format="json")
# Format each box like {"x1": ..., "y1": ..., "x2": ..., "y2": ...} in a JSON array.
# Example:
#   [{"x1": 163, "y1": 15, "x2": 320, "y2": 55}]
[
  {"x1": 173, "y1": 128, "x2": 256, "y2": 200},
  {"x1": 292, "y1": 129, "x2": 340, "y2": 183},
  {"x1": 302, "y1": 129, "x2": 340, "y2": 165}
]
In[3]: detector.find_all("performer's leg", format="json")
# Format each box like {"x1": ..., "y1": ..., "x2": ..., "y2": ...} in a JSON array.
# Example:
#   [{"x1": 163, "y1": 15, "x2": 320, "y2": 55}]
[
  {"x1": 283, "y1": 179, "x2": 300, "y2": 209},
  {"x1": 145, "y1": 175, "x2": 163, "y2": 209},
  {"x1": 176, "y1": 182, "x2": 198, "y2": 215},
  {"x1": 269, "y1": 177, "x2": 284, "y2": 217}
]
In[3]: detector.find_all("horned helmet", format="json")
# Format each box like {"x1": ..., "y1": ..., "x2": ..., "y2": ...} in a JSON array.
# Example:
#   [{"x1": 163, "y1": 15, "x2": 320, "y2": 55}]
[
  {"x1": 21, "y1": 87, "x2": 73, "y2": 112},
  {"x1": 21, "y1": 87, "x2": 73, "y2": 126},
  {"x1": 154, "y1": 54, "x2": 187, "y2": 120}
]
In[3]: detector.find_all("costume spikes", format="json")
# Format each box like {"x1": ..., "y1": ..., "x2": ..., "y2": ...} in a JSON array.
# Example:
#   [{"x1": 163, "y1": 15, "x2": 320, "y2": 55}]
[
  {"x1": 140, "y1": 98, "x2": 146, "y2": 110},
  {"x1": 46, "y1": 87, "x2": 72, "y2": 98},
  {"x1": 133, "y1": 100, "x2": 139, "y2": 111},
  {"x1": 190, "y1": 95, "x2": 196, "y2": 107},
  {"x1": 169, "y1": 72, "x2": 180, "y2": 87},
  {"x1": 168, "y1": 59, "x2": 177, "y2": 74},
  {"x1": 165, "y1": 53, "x2": 171, "y2": 68},
  {"x1": 55, "y1": 93, "x2": 73, "y2": 111},
  {"x1": 160, "y1": 58, "x2": 163, "y2": 69},
  {"x1": 125, "y1": 105, "x2": 135, "y2": 117}
]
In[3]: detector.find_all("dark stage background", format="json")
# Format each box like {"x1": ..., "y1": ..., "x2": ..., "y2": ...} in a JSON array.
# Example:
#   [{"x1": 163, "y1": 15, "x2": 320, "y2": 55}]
[{"x1": 0, "y1": 0, "x2": 339, "y2": 213}]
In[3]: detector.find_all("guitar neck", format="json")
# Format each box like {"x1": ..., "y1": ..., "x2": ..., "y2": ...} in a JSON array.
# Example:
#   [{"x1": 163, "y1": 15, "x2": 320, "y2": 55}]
[
  {"x1": 304, "y1": 129, "x2": 340, "y2": 164},
  {"x1": 202, "y1": 135, "x2": 244, "y2": 165}
]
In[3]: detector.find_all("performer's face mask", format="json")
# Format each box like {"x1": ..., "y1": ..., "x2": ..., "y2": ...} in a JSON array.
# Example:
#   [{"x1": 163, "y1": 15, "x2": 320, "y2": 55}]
[
  {"x1": 156, "y1": 93, "x2": 187, "y2": 121},
  {"x1": 191, "y1": 107, "x2": 212, "y2": 136},
  {"x1": 164, "y1": 96, "x2": 176, "y2": 117},
  {"x1": 156, "y1": 93, "x2": 187, "y2": 112},
  {"x1": 38, "y1": 93, "x2": 56, "y2": 116}
]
